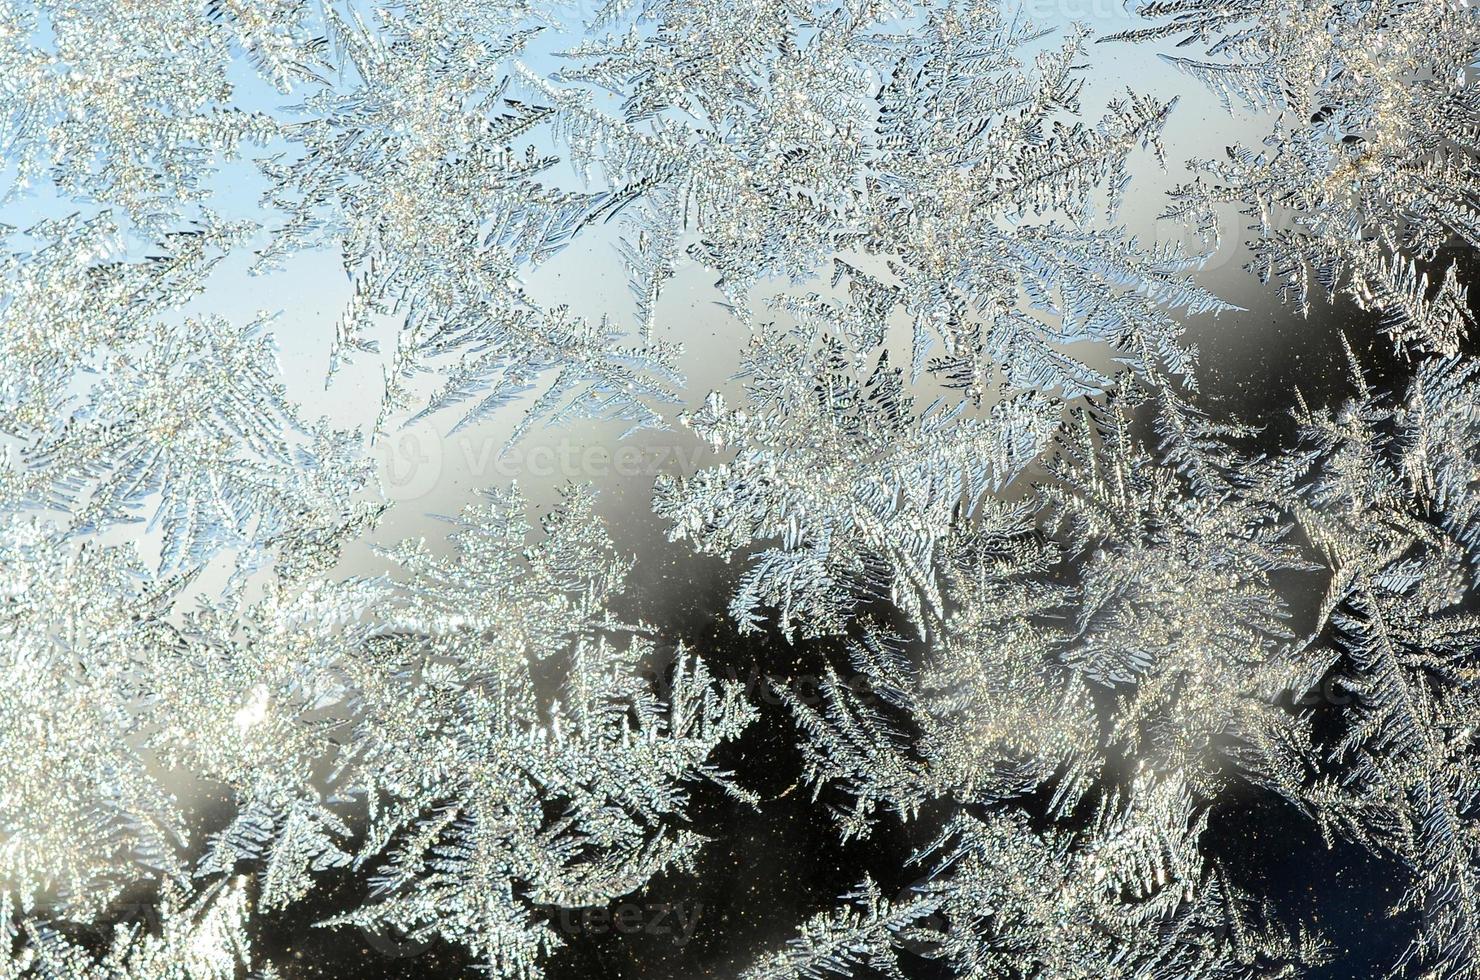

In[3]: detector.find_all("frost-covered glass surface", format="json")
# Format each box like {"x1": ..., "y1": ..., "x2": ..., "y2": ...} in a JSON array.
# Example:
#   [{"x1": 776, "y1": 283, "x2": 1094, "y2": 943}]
[{"x1": 1, "y1": 0, "x2": 1478, "y2": 977}]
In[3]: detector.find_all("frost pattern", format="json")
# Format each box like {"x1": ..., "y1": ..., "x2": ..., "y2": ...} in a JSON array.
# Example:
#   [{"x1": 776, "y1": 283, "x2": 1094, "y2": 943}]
[
  {"x1": 257, "y1": 3, "x2": 683, "y2": 437},
  {"x1": 314, "y1": 486, "x2": 756, "y2": 975},
  {"x1": 0, "y1": 0, "x2": 286, "y2": 230},
  {"x1": 1112, "y1": 0, "x2": 1480, "y2": 356},
  {"x1": 654, "y1": 329, "x2": 1061, "y2": 638},
  {"x1": 745, "y1": 777, "x2": 1321, "y2": 980},
  {"x1": 1, "y1": 0, "x2": 1479, "y2": 976},
  {"x1": 758, "y1": 354, "x2": 1480, "y2": 978}
]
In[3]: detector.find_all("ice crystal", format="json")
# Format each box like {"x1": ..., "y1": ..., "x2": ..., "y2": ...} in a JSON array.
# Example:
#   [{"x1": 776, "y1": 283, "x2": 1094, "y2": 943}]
[
  {"x1": 257, "y1": 2, "x2": 682, "y2": 438},
  {"x1": 904, "y1": 775, "x2": 1322, "y2": 980},
  {"x1": 1113, "y1": 0, "x2": 1480, "y2": 355},
  {"x1": 749, "y1": 776, "x2": 1321, "y2": 979},
  {"x1": 4, "y1": 0, "x2": 1480, "y2": 976},
  {"x1": 654, "y1": 328, "x2": 1061, "y2": 638},
  {"x1": 769, "y1": 384, "x2": 1320, "y2": 836},
  {"x1": 0, "y1": 216, "x2": 378, "y2": 584},
  {"x1": 0, "y1": 214, "x2": 232, "y2": 440},
  {"x1": 550, "y1": 0, "x2": 1226, "y2": 398},
  {"x1": 0, "y1": 0, "x2": 287, "y2": 230},
  {"x1": 0, "y1": 480, "x2": 752, "y2": 977},
  {"x1": 313, "y1": 486, "x2": 756, "y2": 975},
  {"x1": 740, "y1": 875, "x2": 940, "y2": 980},
  {"x1": 0, "y1": 525, "x2": 183, "y2": 920},
  {"x1": 615, "y1": 0, "x2": 1233, "y2": 637},
  {"x1": 1265, "y1": 350, "x2": 1480, "y2": 979},
  {"x1": 4, "y1": 879, "x2": 266, "y2": 980},
  {"x1": 757, "y1": 345, "x2": 1480, "y2": 977}
]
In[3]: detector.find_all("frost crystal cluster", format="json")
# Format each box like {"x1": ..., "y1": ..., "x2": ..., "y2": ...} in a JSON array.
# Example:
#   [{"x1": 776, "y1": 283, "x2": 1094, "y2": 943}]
[{"x1": 1, "y1": 0, "x2": 1479, "y2": 977}]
